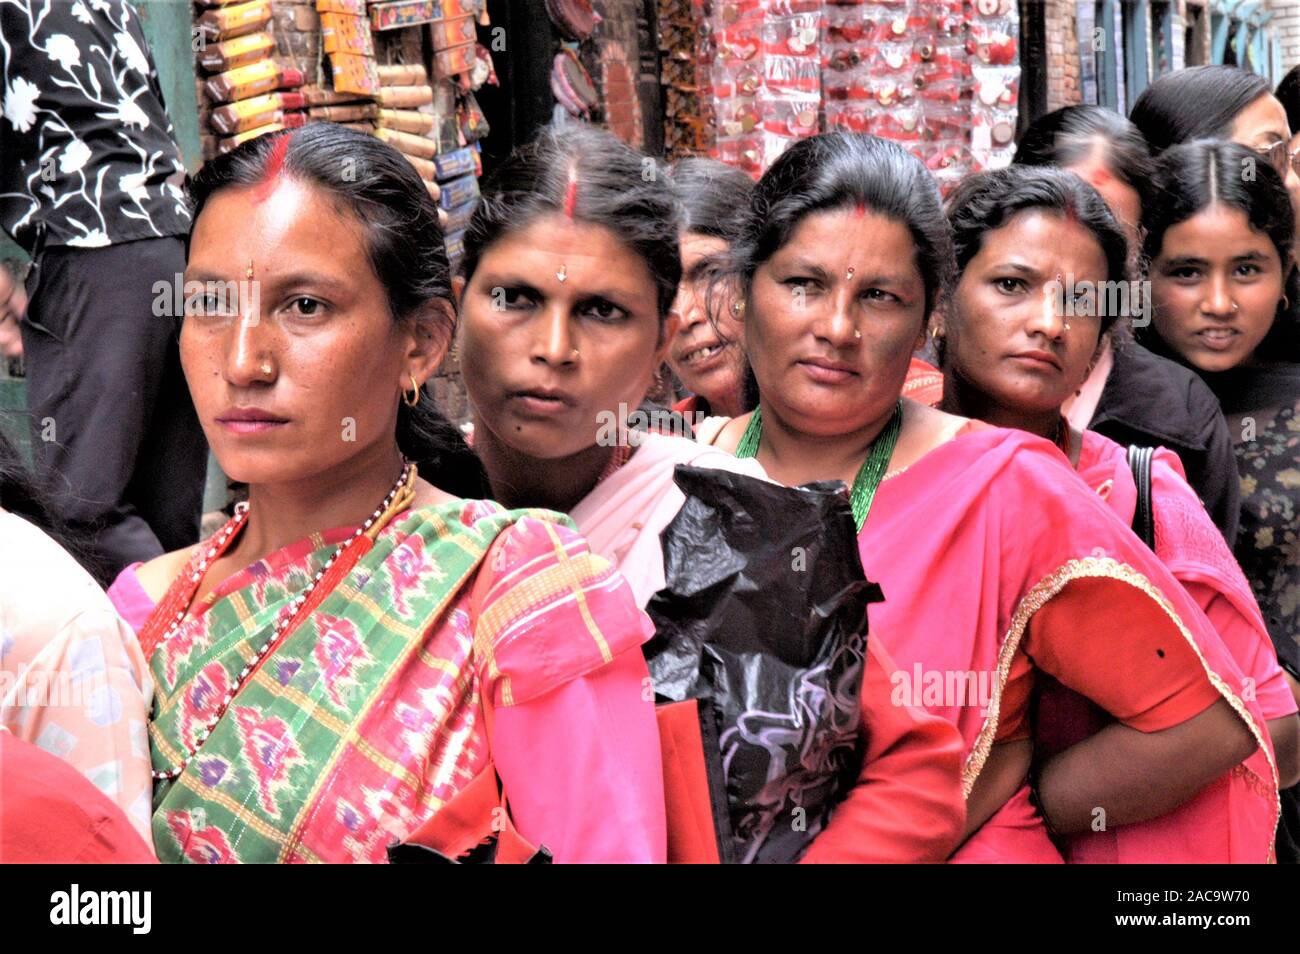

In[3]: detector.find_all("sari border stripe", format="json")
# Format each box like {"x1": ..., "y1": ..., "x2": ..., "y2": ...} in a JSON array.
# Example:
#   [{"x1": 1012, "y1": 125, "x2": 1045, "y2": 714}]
[{"x1": 961, "y1": 556, "x2": 1279, "y2": 862}]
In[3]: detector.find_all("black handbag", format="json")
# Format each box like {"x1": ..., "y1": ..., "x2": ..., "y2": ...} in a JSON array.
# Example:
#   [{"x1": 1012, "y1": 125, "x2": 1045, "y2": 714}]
[{"x1": 1127, "y1": 444, "x2": 1155, "y2": 549}]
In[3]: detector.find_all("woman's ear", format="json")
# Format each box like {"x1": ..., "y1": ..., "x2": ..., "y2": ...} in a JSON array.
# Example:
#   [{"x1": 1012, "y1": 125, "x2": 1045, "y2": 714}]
[
  {"x1": 655, "y1": 310, "x2": 681, "y2": 364},
  {"x1": 404, "y1": 298, "x2": 454, "y2": 386},
  {"x1": 921, "y1": 307, "x2": 946, "y2": 354}
]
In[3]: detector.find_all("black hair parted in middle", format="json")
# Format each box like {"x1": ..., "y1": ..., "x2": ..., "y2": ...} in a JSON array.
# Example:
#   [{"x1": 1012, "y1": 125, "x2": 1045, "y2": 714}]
[
  {"x1": 1140, "y1": 139, "x2": 1300, "y2": 362},
  {"x1": 461, "y1": 122, "x2": 683, "y2": 326},
  {"x1": 727, "y1": 132, "x2": 955, "y2": 321}
]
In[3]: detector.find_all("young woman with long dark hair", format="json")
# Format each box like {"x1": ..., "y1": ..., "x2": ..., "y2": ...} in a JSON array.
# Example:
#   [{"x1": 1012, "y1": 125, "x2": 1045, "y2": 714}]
[{"x1": 1139, "y1": 139, "x2": 1300, "y2": 861}]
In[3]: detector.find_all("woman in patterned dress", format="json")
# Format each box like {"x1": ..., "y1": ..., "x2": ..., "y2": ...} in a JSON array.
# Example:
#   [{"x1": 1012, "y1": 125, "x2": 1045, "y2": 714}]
[{"x1": 105, "y1": 125, "x2": 665, "y2": 863}]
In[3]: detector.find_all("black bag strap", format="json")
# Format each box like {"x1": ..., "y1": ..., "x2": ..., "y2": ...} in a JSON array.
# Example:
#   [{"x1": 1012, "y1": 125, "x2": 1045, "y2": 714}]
[{"x1": 1127, "y1": 445, "x2": 1155, "y2": 550}]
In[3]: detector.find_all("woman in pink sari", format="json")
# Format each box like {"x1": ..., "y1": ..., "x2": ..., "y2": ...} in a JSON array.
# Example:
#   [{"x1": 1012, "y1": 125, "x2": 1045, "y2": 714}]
[
  {"x1": 933, "y1": 164, "x2": 1299, "y2": 851},
  {"x1": 710, "y1": 132, "x2": 1278, "y2": 862},
  {"x1": 453, "y1": 123, "x2": 967, "y2": 862}
]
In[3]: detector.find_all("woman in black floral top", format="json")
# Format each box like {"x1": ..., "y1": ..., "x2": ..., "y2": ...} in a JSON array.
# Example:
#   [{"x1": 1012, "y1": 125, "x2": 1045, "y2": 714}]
[{"x1": 1140, "y1": 140, "x2": 1300, "y2": 860}]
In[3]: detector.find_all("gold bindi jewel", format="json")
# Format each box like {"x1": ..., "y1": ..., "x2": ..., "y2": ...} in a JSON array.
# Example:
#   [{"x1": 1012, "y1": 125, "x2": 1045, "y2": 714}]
[
  {"x1": 556, "y1": 264, "x2": 567, "y2": 283},
  {"x1": 246, "y1": 261, "x2": 255, "y2": 281},
  {"x1": 846, "y1": 267, "x2": 855, "y2": 281}
]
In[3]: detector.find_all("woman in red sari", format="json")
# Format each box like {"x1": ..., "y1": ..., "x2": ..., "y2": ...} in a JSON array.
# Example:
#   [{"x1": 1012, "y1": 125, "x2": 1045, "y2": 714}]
[
  {"x1": 106, "y1": 125, "x2": 664, "y2": 863},
  {"x1": 931, "y1": 164, "x2": 1299, "y2": 837},
  {"x1": 710, "y1": 131, "x2": 1279, "y2": 862}
]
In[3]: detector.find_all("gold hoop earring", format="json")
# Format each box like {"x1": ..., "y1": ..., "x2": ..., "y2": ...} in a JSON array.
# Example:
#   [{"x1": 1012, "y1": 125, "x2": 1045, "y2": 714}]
[
  {"x1": 1283, "y1": 295, "x2": 1291, "y2": 311},
  {"x1": 403, "y1": 374, "x2": 421, "y2": 407},
  {"x1": 930, "y1": 326, "x2": 942, "y2": 342}
]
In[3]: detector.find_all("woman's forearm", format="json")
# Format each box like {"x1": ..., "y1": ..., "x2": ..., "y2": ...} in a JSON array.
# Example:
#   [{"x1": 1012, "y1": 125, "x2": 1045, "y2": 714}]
[
  {"x1": 960, "y1": 739, "x2": 1031, "y2": 844},
  {"x1": 1036, "y1": 699, "x2": 1257, "y2": 834}
]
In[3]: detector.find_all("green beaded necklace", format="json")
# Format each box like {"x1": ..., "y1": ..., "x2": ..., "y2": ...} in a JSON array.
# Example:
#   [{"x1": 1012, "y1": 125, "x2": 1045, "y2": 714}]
[{"x1": 735, "y1": 400, "x2": 904, "y2": 532}]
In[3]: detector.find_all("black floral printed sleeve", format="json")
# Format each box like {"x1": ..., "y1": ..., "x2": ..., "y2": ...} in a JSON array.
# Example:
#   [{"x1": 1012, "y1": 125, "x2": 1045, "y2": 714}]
[
  {"x1": 1222, "y1": 369, "x2": 1300, "y2": 676},
  {"x1": 1, "y1": 0, "x2": 190, "y2": 254}
]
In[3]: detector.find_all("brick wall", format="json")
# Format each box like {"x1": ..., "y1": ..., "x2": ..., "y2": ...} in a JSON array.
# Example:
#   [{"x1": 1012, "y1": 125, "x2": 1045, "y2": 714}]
[
  {"x1": 1045, "y1": 0, "x2": 1082, "y2": 110},
  {"x1": 1272, "y1": 0, "x2": 1300, "y2": 72}
]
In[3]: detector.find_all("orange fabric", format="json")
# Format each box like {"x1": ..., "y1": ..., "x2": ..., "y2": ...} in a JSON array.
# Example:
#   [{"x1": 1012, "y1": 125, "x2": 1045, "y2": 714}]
[
  {"x1": 904, "y1": 356, "x2": 944, "y2": 407},
  {"x1": 1024, "y1": 577, "x2": 1223, "y2": 733},
  {"x1": 800, "y1": 640, "x2": 966, "y2": 863},
  {"x1": 657, "y1": 700, "x2": 722, "y2": 864},
  {"x1": 0, "y1": 732, "x2": 156, "y2": 864}
]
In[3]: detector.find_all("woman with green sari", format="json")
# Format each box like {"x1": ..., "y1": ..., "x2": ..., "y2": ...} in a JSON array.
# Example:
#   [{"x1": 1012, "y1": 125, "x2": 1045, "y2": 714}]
[{"x1": 106, "y1": 125, "x2": 665, "y2": 863}]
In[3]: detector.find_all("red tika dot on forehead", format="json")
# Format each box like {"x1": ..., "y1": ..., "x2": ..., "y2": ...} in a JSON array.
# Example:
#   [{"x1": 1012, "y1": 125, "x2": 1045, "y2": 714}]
[
  {"x1": 253, "y1": 134, "x2": 291, "y2": 204},
  {"x1": 853, "y1": 202, "x2": 867, "y2": 218}
]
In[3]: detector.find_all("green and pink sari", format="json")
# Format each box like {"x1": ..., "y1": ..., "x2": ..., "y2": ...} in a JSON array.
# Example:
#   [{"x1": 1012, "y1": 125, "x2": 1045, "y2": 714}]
[{"x1": 118, "y1": 499, "x2": 665, "y2": 863}]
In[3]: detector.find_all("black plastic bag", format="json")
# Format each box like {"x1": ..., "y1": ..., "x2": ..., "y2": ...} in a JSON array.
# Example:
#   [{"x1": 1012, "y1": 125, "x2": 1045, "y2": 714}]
[{"x1": 645, "y1": 465, "x2": 883, "y2": 864}]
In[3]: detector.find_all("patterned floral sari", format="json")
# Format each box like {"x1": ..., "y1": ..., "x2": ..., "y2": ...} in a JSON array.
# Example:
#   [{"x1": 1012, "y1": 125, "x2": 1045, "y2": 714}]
[{"x1": 142, "y1": 499, "x2": 658, "y2": 863}]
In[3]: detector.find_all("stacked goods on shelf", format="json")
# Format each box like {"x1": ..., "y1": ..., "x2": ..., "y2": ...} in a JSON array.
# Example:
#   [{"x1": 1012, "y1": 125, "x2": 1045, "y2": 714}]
[
  {"x1": 373, "y1": 62, "x2": 440, "y2": 200},
  {"x1": 269, "y1": 0, "x2": 324, "y2": 77},
  {"x1": 659, "y1": 0, "x2": 714, "y2": 160},
  {"x1": 319, "y1": 0, "x2": 381, "y2": 96},
  {"x1": 369, "y1": 0, "x2": 443, "y2": 31},
  {"x1": 433, "y1": 145, "x2": 480, "y2": 269},
  {"x1": 706, "y1": 0, "x2": 822, "y2": 178},
  {"x1": 300, "y1": 83, "x2": 378, "y2": 133},
  {"x1": 195, "y1": 0, "x2": 306, "y2": 159}
]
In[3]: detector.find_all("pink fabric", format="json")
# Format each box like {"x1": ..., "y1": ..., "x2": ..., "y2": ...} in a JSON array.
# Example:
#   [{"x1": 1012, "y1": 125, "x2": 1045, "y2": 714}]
[
  {"x1": 949, "y1": 786, "x2": 1063, "y2": 864},
  {"x1": 853, "y1": 426, "x2": 1277, "y2": 862},
  {"x1": 1, "y1": 511, "x2": 154, "y2": 849},
  {"x1": 1076, "y1": 430, "x2": 1298, "y2": 722},
  {"x1": 107, "y1": 562, "x2": 153, "y2": 635},
  {"x1": 493, "y1": 646, "x2": 665, "y2": 863},
  {"x1": 1061, "y1": 337, "x2": 1114, "y2": 433},
  {"x1": 570, "y1": 431, "x2": 767, "y2": 608}
]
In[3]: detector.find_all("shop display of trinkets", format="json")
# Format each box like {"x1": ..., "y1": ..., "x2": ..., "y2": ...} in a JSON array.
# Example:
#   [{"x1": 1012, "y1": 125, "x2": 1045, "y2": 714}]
[
  {"x1": 700, "y1": 0, "x2": 1019, "y2": 186},
  {"x1": 706, "y1": 0, "x2": 823, "y2": 177},
  {"x1": 545, "y1": 0, "x2": 602, "y2": 119}
]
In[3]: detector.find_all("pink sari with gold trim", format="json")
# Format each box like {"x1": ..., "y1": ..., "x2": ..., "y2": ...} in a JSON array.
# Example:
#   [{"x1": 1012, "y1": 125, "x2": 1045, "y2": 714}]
[{"x1": 857, "y1": 425, "x2": 1278, "y2": 862}]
